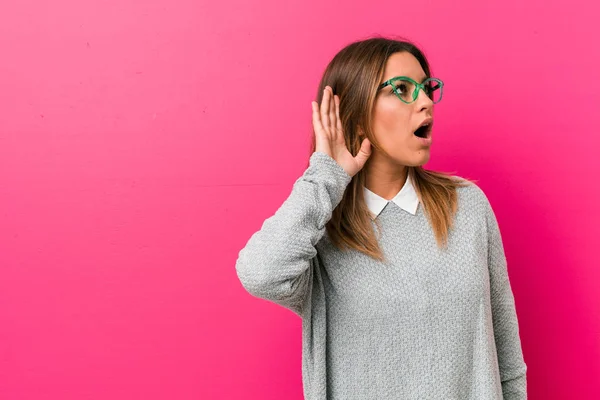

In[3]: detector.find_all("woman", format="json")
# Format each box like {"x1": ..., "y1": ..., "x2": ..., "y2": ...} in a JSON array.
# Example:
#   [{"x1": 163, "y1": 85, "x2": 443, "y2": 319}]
[{"x1": 235, "y1": 37, "x2": 527, "y2": 400}]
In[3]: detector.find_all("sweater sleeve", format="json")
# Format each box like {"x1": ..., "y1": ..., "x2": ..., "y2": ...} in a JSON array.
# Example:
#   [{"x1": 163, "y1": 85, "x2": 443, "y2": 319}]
[
  {"x1": 485, "y1": 200, "x2": 528, "y2": 399},
  {"x1": 235, "y1": 151, "x2": 352, "y2": 317}
]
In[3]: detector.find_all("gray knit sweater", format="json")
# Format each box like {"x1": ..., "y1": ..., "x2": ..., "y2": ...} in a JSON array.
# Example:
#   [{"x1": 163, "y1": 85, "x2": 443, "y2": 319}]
[{"x1": 236, "y1": 151, "x2": 527, "y2": 399}]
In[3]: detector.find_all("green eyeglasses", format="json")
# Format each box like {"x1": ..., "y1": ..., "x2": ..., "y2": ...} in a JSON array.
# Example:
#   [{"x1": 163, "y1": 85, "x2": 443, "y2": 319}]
[{"x1": 378, "y1": 76, "x2": 444, "y2": 104}]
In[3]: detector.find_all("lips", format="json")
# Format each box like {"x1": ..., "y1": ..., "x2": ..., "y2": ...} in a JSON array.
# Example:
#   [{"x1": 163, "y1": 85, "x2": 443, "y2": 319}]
[{"x1": 414, "y1": 118, "x2": 433, "y2": 138}]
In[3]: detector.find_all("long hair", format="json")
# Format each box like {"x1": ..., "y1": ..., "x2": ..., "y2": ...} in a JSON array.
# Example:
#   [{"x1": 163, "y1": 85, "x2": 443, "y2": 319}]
[{"x1": 309, "y1": 36, "x2": 475, "y2": 262}]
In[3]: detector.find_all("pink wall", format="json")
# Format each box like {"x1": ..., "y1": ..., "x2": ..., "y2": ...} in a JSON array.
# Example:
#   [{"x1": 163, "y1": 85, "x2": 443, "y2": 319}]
[{"x1": 0, "y1": 0, "x2": 598, "y2": 399}]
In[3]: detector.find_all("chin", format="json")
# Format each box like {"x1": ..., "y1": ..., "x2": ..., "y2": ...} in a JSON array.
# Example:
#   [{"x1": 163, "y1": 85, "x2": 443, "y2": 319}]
[
  {"x1": 384, "y1": 147, "x2": 431, "y2": 167},
  {"x1": 406, "y1": 151, "x2": 431, "y2": 167}
]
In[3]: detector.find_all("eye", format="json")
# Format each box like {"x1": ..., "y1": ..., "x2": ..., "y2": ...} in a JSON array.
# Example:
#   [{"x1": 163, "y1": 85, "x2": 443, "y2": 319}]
[
  {"x1": 429, "y1": 82, "x2": 440, "y2": 91},
  {"x1": 392, "y1": 82, "x2": 409, "y2": 94},
  {"x1": 424, "y1": 82, "x2": 439, "y2": 96}
]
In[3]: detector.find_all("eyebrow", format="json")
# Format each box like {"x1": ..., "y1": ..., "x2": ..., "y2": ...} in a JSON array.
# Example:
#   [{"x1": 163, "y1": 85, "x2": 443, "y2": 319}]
[
  {"x1": 400, "y1": 76, "x2": 428, "y2": 83},
  {"x1": 379, "y1": 75, "x2": 429, "y2": 88}
]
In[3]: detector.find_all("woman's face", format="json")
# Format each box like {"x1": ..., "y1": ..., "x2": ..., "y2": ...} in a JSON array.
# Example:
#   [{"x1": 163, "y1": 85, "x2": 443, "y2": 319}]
[{"x1": 370, "y1": 51, "x2": 435, "y2": 167}]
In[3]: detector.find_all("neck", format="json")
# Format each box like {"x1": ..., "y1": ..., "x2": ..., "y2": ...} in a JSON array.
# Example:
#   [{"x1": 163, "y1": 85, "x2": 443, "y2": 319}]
[{"x1": 364, "y1": 152, "x2": 409, "y2": 201}]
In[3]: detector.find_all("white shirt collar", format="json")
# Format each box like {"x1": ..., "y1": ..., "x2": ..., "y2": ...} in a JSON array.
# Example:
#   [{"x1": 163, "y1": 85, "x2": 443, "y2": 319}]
[{"x1": 363, "y1": 174, "x2": 419, "y2": 218}]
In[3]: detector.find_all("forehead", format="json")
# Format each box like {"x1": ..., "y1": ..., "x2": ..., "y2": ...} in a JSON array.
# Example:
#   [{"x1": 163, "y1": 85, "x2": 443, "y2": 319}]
[{"x1": 381, "y1": 52, "x2": 427, "y2": 82}]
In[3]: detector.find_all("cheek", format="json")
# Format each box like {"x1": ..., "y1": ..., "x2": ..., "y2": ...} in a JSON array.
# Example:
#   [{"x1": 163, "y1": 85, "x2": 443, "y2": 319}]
[{"x1": 373, "y1": 102, "x2": 412, "y2": 140}]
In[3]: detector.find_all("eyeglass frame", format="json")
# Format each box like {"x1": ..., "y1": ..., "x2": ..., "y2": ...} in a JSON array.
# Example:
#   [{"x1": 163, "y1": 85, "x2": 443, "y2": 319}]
[{"x1": 377, "y1": 76, "x2": 444, "y2": 104}]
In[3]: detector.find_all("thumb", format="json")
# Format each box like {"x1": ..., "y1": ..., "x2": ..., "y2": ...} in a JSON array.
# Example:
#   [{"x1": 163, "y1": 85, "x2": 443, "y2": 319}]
[{"x1": 354, "y1": 138, "x2": 372, "y2": 169}]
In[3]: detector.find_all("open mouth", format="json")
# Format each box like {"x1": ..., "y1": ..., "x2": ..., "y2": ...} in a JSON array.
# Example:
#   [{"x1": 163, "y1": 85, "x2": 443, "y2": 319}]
[{"x1": 413, "y1": 123, "x2": 431, "y2": 138}]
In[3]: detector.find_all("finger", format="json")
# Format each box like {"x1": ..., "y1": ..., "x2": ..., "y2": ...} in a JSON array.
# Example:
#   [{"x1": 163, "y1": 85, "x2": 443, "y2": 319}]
[
  {"x1": 320, "y1": 87, "x2": 330, "y2": 130},
  {"x1": 354, "y1": 138, "x2": 372, "y2": 169},
  {"x1": 334, "y1": 95, "x2": 343, "y2": 135},
  {"x1": 328, "y1": 88, "x2": 337, "y2": 132},
  {"x1": 311, "y1": 101, "x2": 324, "y2": 135}
]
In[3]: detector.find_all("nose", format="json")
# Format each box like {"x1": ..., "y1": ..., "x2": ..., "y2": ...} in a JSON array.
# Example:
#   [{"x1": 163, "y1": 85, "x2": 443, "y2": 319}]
[{"x1": 415, "y1": 86, "x2": 434, "y2": 111}]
